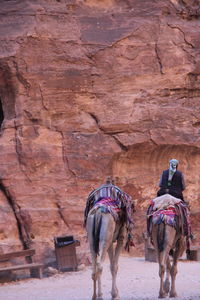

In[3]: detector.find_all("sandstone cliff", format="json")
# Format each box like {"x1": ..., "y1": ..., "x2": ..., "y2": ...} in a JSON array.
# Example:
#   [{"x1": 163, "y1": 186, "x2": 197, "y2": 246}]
[{"x1": 0, "y1": 0, "x2": 200, "y2": 264}]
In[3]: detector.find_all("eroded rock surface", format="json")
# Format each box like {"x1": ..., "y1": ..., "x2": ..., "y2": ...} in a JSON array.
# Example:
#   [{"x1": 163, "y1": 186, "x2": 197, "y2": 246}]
[{"x1": 0, "y1": 0, "x2": 200, "y2": 263}]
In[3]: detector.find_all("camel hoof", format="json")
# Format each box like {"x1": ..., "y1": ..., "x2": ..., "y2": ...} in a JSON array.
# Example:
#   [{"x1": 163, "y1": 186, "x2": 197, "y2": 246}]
[
  {"x1": 169, "y1": 292, "x2": 177, "y2": 298},
  {"x1": 159, "y1": 293, "x2": 167, "y2": 298},
  {"x1": 111, "y1": 294, "x2": 120, "y2": 300}
]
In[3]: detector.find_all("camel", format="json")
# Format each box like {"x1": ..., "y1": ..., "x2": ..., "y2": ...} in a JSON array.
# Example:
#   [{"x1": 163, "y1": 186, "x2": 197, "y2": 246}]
[
  {"x1": 151, "y1": 223, "x2": 185, "y2": 298},
  {"x1": 86, "y1": 206, "x2": 128, "y2": 300},
  {"x1": 148, "y1": 194, "x2": 187, "y2": 298}
]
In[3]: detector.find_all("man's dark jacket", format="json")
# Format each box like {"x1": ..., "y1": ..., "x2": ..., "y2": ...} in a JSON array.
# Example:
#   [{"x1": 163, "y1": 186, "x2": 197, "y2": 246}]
[{"x1": 157, "y1": 169, "x2": 184, "y2": 200}]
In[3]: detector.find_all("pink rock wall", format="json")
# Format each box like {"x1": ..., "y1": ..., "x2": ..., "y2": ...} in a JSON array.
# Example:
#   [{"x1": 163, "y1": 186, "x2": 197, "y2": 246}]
[{"x1": 0, "y1": 0, "x2": 200, "y2": 263}]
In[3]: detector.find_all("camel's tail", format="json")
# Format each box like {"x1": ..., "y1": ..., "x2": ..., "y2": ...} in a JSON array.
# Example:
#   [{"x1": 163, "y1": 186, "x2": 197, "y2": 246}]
[
  {"x1": 92, "y1": 209, "x2": 102, "y2": 255},
  {"x1": 157, "y1": 222, "x2": 165, "y2": 252}
]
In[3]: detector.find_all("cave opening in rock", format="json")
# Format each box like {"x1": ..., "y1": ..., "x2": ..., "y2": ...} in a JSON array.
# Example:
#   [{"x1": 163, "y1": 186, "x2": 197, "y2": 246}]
[
  {"x1": 0, "y1": 61, "x2": 16, "y2": 128},
  {"x1": 0, "y1": 98, "x2": 4, "y2": 129}
]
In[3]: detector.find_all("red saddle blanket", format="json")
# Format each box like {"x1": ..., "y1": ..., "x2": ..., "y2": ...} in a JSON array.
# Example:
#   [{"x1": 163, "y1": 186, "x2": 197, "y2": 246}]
[
  {"x1": 93, "y1": 197, "x2": 121, "y2": 221},
  {"x1": 151, "y1": 207, "x2": 177, "y2": 227},
  {"x1": 147, "y1": 201, "x2": 191, "y2": 237}
]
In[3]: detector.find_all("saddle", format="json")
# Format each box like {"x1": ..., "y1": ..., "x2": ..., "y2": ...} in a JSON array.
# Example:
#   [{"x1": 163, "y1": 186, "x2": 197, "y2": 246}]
[
  {"x1": 147, "y1": 194, "x2": 191, "y2": 238},
  {"x1": 88, "y1": 197, "x2": 122, "y2": 222},
  {"x1": 84, "y1": 186, "x2": 135, "y2": 251}
]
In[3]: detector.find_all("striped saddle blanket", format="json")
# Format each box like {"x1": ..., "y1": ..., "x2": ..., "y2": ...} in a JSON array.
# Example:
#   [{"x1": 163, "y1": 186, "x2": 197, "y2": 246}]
[
  {"x1": 91, "y1": 197, "x2": 122, "y2": 221},
  {"x1": 152, "y1": 207, "x2": 177, "y2": 227},
  {"x1": 147, "y1": 194, "x2": 191, "y2": 236}
]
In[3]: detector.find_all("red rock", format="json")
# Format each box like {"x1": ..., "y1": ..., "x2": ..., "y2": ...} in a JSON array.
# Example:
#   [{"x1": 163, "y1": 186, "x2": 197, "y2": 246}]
[{"x1": 0, "y1": 0, "x2": 199, "y2": 264}]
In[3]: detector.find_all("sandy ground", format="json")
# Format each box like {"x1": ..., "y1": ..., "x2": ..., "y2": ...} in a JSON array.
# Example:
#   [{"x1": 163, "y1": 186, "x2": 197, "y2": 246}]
[{"x1": 0, "y1": 256, "x2": 199, "y2": 300}]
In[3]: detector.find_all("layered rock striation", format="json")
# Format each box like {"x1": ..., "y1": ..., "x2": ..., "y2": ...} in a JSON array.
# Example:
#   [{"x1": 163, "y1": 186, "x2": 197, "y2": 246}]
[{"x1": 0, "y1": 0, "x2": 200, "y2": 263}]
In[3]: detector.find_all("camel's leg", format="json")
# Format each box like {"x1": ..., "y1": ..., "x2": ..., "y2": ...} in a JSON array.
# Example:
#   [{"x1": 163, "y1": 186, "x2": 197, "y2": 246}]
[
  {"x1": 90, "y1": 240, "x2": 106, "y2": 300},
  {"x1": 159, "y1": 225, "x2": 177, "y2": 298},
  {"x1": 96, "y1": 213, "x2": 116, "y2": 300},
  {"x1": 93, "y1": 235, "x2": 106, "y2": 300},
  {"x1": 152, "y1": 224, "x2": 173, "y2": 298},
  {"x1": 169, "y1": 251, "x2": 178, "y2": 298},
  {"x1": 108, "y1": 229, "x2": 124, "y2": 300},
  {"x1": 96, "y1": 258, "x2": 103, "y2": 300},
  {"x1": 164, "y1": 256, "x2": 171, "y2": 294},
  {"x1": 152, "y1": 225, "x2": 168, "y2": 298},
  {"x1": 91, "y1": 257, "x2": 97, "y2": 300},
  {"x1": 108, "y1": 245, "x2": 115, "y2": 298},
  {"x1": 169, "y1": 237, "x2": 185, "y2": 298},
  {"x1": 91, "y1": 257, "x2": 103, "y2": 300},
  {"x1": 158, "y1": 250, "x2": 168, "y2": 298},
  {"x1": 87, "y1": 215, "x2": 98, "y2": 300}
]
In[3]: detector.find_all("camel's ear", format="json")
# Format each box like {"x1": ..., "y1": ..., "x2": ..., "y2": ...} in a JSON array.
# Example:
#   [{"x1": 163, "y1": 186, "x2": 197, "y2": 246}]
[{"x1": 105, "y1": 176, "x2": 111, "y2": 184}]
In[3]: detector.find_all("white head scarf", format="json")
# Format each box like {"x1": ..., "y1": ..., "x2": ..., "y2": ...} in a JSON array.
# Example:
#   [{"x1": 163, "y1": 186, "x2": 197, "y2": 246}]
[{"x1": 168, "y1": 159, "x2": 179, "y2": 183}]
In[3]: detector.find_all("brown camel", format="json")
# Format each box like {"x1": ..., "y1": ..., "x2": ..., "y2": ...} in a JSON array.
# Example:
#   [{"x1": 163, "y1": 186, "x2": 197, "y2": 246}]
[
  {"x1": 149, "y1": 194, "x2": 186, "y2": 298},
  {"x1": 152, "y1": 223, "x2": 185, "y2": 298},
  {"x1": 86, "y1": 206, "x2": 128, "y2": 300}
]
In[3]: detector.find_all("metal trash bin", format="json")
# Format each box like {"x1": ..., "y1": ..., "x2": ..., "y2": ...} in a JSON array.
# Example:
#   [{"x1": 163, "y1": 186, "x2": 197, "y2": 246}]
[{"x1": 54, "y1": 235, "x2": 79, "y2": 271}]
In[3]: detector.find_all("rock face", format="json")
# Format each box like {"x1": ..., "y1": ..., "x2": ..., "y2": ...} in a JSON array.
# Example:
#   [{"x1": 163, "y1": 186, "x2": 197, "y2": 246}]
[{"x1": 0, "y1": 0, "x2": 200, "y2": 263}]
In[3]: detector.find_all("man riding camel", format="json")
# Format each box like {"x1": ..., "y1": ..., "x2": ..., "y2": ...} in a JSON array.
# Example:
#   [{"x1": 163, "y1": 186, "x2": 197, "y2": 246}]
[
  {"x1": 157, "y1": 159, "x2": 185, "y2": 201},
  {"x1": 153, "y1": 158, "x2": 193, "y2": 241}
]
